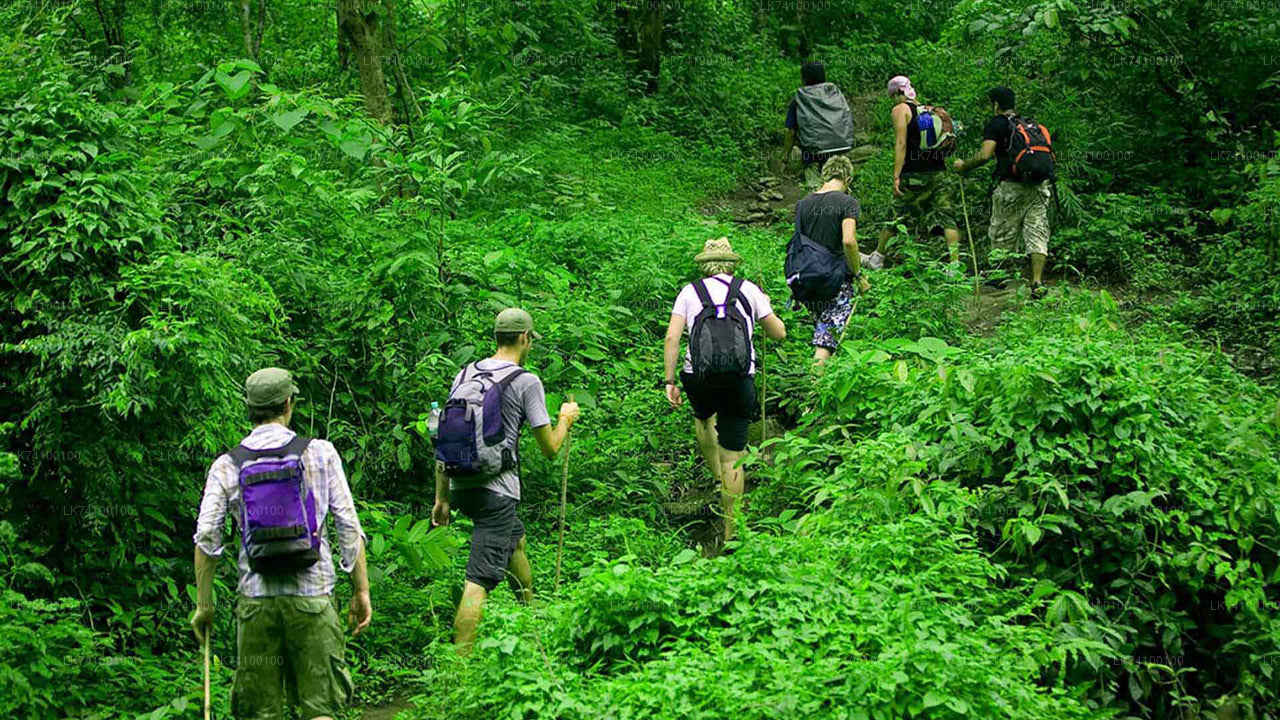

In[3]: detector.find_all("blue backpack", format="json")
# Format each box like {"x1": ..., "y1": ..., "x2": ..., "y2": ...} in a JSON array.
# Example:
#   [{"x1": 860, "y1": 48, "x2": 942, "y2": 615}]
[
  {"x1": 435, "y1": 363, "x2": 526, "y2": 477},
  {"x1": 785, "y1": 214, "x2": 846, "y2": 304},
  {"x1": 228, "y1": 436, "x2": 321, "y2": 574}
]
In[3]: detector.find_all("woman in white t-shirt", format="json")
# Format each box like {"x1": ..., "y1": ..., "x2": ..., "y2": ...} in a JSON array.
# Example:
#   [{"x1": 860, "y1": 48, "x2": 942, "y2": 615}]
[{"x1": 661, "y1": 237, "x2": 786, "y2": 545}]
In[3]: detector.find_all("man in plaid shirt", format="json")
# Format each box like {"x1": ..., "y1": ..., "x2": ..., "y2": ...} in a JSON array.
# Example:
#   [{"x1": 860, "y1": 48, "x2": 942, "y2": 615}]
[{"x1": 192, "y1": 367, "x2": 371, "y2": 720}]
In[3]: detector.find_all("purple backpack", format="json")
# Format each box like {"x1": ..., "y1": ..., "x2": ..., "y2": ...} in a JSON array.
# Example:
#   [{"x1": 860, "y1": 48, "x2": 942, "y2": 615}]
[
  {"x1": 435, "y1": 363, "x2": 525, "y2": 477},
  {"x1": 228, "y1": 436, "x2": 321, "y2": 574}
]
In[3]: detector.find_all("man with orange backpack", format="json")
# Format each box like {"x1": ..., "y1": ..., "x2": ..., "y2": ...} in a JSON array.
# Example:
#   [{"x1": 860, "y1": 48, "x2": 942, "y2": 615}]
[
  {"x1": 953, "y1": 87, "x2": 1055, "y2": 299},
  {"x1": 867, "y1": 75, "x2": 963, "y2": 272}
]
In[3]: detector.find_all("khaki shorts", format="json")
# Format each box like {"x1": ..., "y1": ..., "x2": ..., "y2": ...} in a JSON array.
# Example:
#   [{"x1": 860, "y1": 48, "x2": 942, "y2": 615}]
[
  {"x1": 231, "y1": 595, "x2": 354, "y2": 720},
  {"x1": 890, "y1": 170, "x2": 958, "y2": 236},
  {"x1": 989, "y1": 180, "x2": 1051, "y2": 256}
]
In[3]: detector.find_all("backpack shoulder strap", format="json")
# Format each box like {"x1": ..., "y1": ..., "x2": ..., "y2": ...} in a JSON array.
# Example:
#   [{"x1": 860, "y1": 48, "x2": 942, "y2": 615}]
[
  {"x1": 227, "y1": 435, "x2": 311, "y2": 469},
  {"x1": 284, "y1": 435, "x2": 311, "y2": 457},
  {"x1": 227, "y1": 444, "x2": 253, "y2": 468},
  {"x1": 493, "y1": 365, "x2": 527, "y2": 390},
  {"x1": 691, "y1": 279, "x2": 715, "y2": 310},
  {"x1": 725, "y1": 277, "x2": 753, "y2": 319}
]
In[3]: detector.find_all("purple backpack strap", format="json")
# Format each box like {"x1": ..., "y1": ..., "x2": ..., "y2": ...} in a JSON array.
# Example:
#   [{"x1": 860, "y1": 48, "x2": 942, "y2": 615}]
[{"x1": 481, "y1": 365, "x2": 526, "y2": 446}]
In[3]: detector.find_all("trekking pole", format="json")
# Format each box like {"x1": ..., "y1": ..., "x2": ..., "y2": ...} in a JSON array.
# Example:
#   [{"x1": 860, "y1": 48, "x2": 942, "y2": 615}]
[
  {"x1": 958, "y1": 177, "x2": 981, "y2": 297},
  {"x1": 758, "y1": 274, "x2": 767, "y2": 446},
  {"x1": 203, "y1": 627, "x2": 211, "y2": 720},
  {"x1": 554, "y1": 393, "x2": 574, "y2": 593}
]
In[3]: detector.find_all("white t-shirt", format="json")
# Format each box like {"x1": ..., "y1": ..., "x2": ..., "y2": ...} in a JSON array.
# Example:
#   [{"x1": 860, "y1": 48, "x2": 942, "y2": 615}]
[{"x1": 671, "y1": 274, "x2": 774, "y2": 375}]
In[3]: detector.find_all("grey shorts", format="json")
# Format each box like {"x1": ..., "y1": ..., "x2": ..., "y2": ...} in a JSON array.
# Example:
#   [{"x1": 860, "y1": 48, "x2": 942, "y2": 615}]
[{"x1": 452, "y1": 488, "x2": 524, "y2": 591}]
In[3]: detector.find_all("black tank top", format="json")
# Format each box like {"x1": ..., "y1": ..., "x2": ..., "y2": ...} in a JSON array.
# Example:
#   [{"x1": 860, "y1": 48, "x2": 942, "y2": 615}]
[{"x1": 903, "y1": 102, "x2": 944, "y2": 174}]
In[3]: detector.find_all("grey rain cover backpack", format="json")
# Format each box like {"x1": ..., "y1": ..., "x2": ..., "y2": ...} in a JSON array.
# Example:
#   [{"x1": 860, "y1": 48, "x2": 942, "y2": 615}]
[{"x1": 794, "y1": 83, "x2": 855, "y2": 155}]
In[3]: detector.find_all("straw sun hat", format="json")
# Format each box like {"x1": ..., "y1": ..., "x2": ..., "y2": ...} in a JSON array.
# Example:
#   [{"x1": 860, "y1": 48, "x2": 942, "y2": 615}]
[{"x1": 694, "y1": 237, "x2": 742, "y2": 265}]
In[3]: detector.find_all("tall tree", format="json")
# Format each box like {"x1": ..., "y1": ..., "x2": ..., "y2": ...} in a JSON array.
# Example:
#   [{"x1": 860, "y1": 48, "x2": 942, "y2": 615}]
[
  {"x1": 90, "y1": 0, "x2": 127, "y2": 82},
  {"x1": 636, "y1": 1, "x2": 662, "y2": 94},
  {"x1": 239, "y1": 0, "x2": 268, "y2": 61},
  {"x1": 337, "y1": 0, "x2": 392, "y2": 124},
  {"x1": 382, "y1": 0, "x2": 421, "y2": 123}
]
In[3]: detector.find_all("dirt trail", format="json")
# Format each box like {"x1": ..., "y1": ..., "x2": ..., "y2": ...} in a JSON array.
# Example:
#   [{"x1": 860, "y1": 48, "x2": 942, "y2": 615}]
[{"x1": 359, "y1": 692, "x2": 414, "y2": 720}]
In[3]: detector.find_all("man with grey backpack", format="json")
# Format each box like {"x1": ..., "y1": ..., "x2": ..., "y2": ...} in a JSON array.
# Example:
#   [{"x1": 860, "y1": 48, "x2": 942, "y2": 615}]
[
  {"x1": 431, "y1": 308, "x2": 580, "y2": 656},
  {"x1": 780, "y1": 62, "x2": 856, "y2": 188}
]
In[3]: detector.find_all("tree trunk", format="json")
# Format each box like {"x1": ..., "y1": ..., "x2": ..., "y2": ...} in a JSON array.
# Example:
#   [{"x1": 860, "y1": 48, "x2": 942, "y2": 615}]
[
  {"x1": 382, "y1": 0, "x2": 421, "y2": 123},
  {"x1": 91, "y1": 0, "x2": 128, "y2": 84},
  {"x1": 337, "y1": 0, "x2": 392, "y2": 125},
  {"x1": 238, "y1": 0, "x2": 268, "y2": 69},
  {"x1": 637, "y1": 1, "x2": 662, "y2": 94}
]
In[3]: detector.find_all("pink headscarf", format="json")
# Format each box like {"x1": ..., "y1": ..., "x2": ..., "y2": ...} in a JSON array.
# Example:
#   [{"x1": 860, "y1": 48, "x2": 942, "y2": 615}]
[{"x1": 886, "y1": 75, "x2": 917, "y2": 101}]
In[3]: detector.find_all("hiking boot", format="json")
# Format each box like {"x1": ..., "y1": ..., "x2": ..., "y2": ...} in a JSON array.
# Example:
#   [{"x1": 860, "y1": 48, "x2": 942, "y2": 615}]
[
  {"x1": 1030, "y1": 282, "x2": 1048, "y2": 299},
  {"x1": 864, "y1": 251, "x2": 885, "y2": 270}
]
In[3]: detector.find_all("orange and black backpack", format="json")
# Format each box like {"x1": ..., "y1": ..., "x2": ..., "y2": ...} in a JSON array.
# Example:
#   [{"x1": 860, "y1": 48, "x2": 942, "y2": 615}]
[{"x1": 1006, "y1": 115, "x2": 1056, "y2": 183}]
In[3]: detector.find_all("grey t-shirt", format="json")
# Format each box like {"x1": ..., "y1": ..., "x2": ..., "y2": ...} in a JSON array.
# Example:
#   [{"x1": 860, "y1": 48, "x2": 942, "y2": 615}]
[{"x1": 448, "y1": 358, "x2": 550, "y2": 501}]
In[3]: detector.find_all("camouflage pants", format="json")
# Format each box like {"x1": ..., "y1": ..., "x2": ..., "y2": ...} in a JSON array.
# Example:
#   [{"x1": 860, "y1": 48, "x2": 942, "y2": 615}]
[
  {"x1": 989, "y1": 180, "x2": 1052, "y2": 256},
  {"x1": 890, "y1": 171, "x2": 959, "y2": 237},
  {"x1": 231, "y1": 595, "x2": 354, "y2": 720}
]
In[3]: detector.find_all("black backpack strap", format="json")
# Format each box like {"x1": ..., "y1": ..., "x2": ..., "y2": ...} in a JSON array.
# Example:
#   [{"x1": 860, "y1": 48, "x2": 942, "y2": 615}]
[
  {"x1": 227, "y1": 435, "x2": 312, "y2": 469},
  {"x1": 724, "y1": 276, "x2": 753, "y2": 320},
  {"x1": 691, "y1": 278, "x2": 715, "y2": 310}
]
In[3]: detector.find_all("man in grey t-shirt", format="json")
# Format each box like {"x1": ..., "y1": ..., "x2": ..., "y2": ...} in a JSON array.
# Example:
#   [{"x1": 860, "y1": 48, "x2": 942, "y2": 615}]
[{"x1": 432, "y1": 308, "x2": 580, "y2": 656}]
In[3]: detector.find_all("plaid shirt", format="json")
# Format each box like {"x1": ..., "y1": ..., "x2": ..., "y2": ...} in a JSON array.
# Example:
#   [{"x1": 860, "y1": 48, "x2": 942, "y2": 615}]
[{"x1": 193, "y1": 423, "x2": 366, "y2": 597}]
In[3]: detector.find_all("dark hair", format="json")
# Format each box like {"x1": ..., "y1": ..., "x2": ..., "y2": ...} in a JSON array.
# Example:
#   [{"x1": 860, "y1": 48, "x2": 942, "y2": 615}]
[
  {"x1": 495, "y1": 330, "x2": 527, "y2": 348},
  {"x1": 988, "y1": 86, "x2": 1016, "y2": 111},
  {"x1": 248, "y1": 401, "x2": 288, "y2": 424},
  {"x1": 801, "y1": 62, "x2": 826, "y2": 86}
]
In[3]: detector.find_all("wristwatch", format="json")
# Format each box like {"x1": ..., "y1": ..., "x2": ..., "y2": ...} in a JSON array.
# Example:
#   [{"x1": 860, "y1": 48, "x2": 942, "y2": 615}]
[{"x1": 655, "y1": 379, "x2": 677, "y2": 389}]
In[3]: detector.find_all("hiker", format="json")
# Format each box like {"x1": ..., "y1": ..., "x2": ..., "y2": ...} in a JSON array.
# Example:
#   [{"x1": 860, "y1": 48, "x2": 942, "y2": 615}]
[
  {"x1": 192, "y1": 367, "x2": 371, "y2": 720},
  {"x1": 431, "y1": 308, "x2": 580, "y2": 656},
  {"x1": 953, "y1": 86, "x2": 1054, "y2": 299},
  {"x1": 780, "y1": 61, "x2": 856, "y2": 188},
  {"x1": 867, "y1": 75, "x2": 962, "y2": 271},
  {"x1": 663, "y1": 237, "x2": 786, "y2": 545},
  {"x1": 789, "y1": 155, "x2": 871, "y2": 363}
]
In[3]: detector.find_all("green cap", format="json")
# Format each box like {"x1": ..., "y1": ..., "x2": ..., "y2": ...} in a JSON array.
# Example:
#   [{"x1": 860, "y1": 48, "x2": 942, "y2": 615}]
[
  {"x1": 494, "y1": 308, "x2": 542, "y2": 339},
  {"x1": 245, "y1": 367, "x2": 299, "y2": 408}
]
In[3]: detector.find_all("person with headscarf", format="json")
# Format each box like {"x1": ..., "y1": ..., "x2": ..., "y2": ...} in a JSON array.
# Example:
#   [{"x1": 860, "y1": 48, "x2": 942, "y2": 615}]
[{"x1": 866, "y1": 75, "x2": 962, "y2": 272}]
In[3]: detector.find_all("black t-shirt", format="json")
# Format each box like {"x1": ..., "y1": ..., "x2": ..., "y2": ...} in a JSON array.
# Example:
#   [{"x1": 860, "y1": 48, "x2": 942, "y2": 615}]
[
  {"x1": 795, "y1": 190, "x2": 861, "y2": 262},
  {"x1": 983, "y1": 114, "x2": 1016, "y2": 181}
]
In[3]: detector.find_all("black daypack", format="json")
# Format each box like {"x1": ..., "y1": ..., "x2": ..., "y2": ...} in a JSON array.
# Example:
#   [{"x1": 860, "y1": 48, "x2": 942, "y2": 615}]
[
  {"x1": 1006, "y1": 115, "x2": 1056, "y2": 183},
  {"x1": 785, "y1": 213, "x2": 846, "y2": 304},
  {"x1": 689, "y1": 277, "x2": 754, "y2": 382}
]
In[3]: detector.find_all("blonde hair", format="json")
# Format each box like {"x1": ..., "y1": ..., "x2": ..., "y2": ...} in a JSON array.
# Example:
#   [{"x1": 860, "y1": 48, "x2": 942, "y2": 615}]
[
  {"x1": 821, "y1": 155, "x2": 854, "y2": 184},
  {"x1": 699, "y1": 260, "x2": 737, "y2": 277}
]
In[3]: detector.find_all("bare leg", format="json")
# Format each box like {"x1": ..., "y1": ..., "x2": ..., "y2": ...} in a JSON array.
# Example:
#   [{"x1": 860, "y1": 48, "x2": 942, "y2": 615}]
[
  {"x1": 693, "y1": 416, "x2": 722, "y2": 487},
  {"x1": 718, "y1": 448, "x2": 746, "y2": 541},
  {"x1": 813, "y1": 346, "x2": 833, "y2": 364},
  {"x1": 1030, "y1": 252, "x2": 1047, "y2": 285},
  {"x1": 453, "y1": 581, "x2": 488, "y2": 657},
  {"x1": 505, "y1": 535, "x2": 533, "y2": 604},
  {"x1": 877, "y1": 227, "x2": 895, "y2": 255},
  {"x1": 944, "y1": 228, "x2": 961, "y2": 263}
]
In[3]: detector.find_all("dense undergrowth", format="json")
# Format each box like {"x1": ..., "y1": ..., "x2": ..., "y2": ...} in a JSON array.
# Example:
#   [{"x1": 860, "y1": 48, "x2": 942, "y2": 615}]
[{"x1": 2, "y1": 0, "x2": 1279, "y2": 718}]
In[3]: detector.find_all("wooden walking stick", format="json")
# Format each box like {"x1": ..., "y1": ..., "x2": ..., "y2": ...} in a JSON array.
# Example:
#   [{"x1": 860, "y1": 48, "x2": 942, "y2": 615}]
[
  {"x1": 554, "y1": 393, "x2": 574, "y2": 593},
  {"x1": 203, "y1": 627, "x2": 211, "y2": 720},
  {"x1": 758, "y1": 274, "x2": 767, "y2": 445},
  {"x1": 958, "y1": 177, "x2": 981, "y2": 297}
]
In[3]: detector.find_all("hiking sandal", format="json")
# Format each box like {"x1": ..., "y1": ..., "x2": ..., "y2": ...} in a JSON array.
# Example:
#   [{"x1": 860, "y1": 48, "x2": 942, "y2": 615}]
[{"x1": 1030, "y1": 282, "x2": 1048, "y2": 299}]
